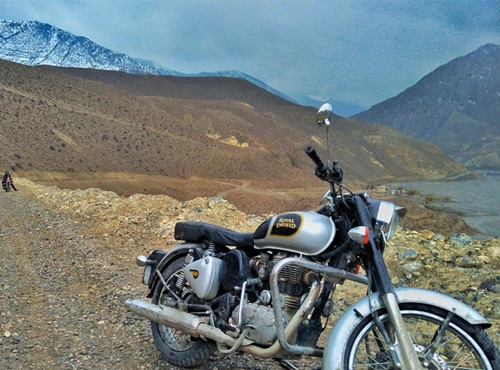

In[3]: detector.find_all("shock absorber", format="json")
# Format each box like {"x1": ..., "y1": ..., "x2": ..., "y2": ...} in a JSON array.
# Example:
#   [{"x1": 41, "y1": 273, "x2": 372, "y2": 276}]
[
  {"x1": 175, "y1": 252, "x2": 195, "y2": 292},
  {"x1": 175, "y1": 269, "x2": 186, "y2": 291}
]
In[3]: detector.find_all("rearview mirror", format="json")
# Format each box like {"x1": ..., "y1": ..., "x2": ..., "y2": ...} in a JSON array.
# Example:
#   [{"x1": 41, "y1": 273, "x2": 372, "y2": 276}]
[
  {"x1": 317, "y1": 103, "x2": 333, "y2": 126},
  {"x1": 316, "y1": 103, "x2": 334, "y2": 163}
]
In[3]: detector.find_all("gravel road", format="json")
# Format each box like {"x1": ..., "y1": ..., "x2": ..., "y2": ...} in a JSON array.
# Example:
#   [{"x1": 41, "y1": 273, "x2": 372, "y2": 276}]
[
  {"x1": 0, "y1": 189, "x2": 308, "y2": 370},
  {"x1": 0, "y1": 190, "x2": 153, "y2": 369}
]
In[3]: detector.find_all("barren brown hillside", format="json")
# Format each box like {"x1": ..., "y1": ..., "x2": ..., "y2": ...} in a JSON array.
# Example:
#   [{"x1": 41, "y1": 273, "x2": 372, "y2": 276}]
[{"x1": 0, "y1": 59, "x2": 465, "y2": 214}]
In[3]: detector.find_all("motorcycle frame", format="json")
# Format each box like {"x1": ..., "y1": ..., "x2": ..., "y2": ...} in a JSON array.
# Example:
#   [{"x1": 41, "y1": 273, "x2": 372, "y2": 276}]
[
  {"x1": 129, "y1": 184, "x2": 493, "y2": 369},
  {"x1": 268, "y1": 250, "x2": 420, "y2": 368},
  {"x1": 128, "y1": 213, "x2": 491, "y2": 368},
  {"x1": 269, "y1": 256, "x2": 368, "y2": 357},
  {"x1": 141, "y1": 197, "x2": 422, "y2": 367}
]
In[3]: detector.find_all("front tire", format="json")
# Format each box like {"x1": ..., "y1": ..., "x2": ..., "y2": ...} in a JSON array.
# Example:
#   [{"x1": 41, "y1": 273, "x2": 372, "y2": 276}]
[
  {"x1": 151, "y1": 258, "x2": 216, "y2": 368},
  {"x1": 343, "y1": 303, "x2": 500, "y2": 369}
]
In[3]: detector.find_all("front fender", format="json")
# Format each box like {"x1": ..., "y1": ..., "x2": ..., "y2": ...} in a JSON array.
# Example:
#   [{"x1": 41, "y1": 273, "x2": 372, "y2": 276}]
[{"x1": 323, "y1": 287, "x2": 490, "y2": 369}]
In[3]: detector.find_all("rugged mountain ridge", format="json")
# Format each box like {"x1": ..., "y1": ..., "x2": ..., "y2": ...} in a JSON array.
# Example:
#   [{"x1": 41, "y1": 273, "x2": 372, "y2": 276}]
[
  {"x1": 0, "y1": 20, "x2": 293, "y2": 103},
  {"x1": 0, "y1": 20, "x2": 159, "y2": 75},
  {"x1": 353, "y1": 43, "x2": 500, "y2": 170}
]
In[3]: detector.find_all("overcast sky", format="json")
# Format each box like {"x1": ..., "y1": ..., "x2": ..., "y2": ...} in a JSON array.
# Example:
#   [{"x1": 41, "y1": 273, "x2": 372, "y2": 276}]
[{"x1": 2, "y1": 0, "x2": 500, "y2": 115}]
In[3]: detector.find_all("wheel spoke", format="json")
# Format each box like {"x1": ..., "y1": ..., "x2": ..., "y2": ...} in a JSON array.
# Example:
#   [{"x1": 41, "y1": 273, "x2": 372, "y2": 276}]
[
  {"x1": 448, "y1": 342, "x2": 480, "y2": 370},
  {"x1": 423, "y1": 311, "x2": 454, "y2": 365},
  {"x1": 347, "y1": 307, "x2": 493, "y2": 369},
  {"x1": 150, "y1": 258, "x2": 216, "y2": 367}
]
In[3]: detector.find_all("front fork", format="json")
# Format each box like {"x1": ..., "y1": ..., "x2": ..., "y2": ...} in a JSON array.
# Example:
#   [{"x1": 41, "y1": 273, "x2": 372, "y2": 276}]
[
  {"x1": 353, "y1": 197, "x2": 422, "y2": 369},
  {"x1": 383, "y1": 292, "x2": 422, "y2": 369},
  {"x1": 365, "y1": 240, "x2": 422, "y2": 369}
]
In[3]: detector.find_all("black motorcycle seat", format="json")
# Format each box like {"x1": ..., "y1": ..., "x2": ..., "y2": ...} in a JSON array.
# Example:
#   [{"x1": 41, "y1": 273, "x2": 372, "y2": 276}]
[{"x1": 174, "y1": 221, "x2": 254, "y2": 247}]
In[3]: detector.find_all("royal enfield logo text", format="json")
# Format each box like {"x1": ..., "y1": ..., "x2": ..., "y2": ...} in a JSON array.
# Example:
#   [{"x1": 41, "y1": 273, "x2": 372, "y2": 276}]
[
  {"x1": 276, "y1": 217, "x2": 297, "y2": 229},
  {"x1": 269, "y1": 213, "x2": 302, "y2": 237}
]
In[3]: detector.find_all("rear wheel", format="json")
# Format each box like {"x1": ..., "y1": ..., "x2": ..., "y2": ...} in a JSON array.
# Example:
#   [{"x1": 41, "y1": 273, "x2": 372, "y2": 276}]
[
  {"x1": 343, "y1": 303, "x2": 500, "y2": 369},
  {"x1": 151, "y1": 258, "x2": 216, "y2": 368}
]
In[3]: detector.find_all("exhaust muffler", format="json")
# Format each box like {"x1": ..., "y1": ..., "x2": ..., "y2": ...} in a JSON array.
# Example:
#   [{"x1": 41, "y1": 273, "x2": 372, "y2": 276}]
[
  {"x1": 125, "y1": 299, "x2": 245, "y2": 348},
  {"x1": 125, "y1": 280, "x2": 321, "y2": 358}
]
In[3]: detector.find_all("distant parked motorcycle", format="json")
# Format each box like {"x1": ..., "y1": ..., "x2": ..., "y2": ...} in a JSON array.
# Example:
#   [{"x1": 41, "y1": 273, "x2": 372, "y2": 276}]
[
  {"x1": 126, "y1": 104, "x2": 500, "y2": 369},
  {"x1": 2, "y1": 171, "x2": 16, "y2": 192}
]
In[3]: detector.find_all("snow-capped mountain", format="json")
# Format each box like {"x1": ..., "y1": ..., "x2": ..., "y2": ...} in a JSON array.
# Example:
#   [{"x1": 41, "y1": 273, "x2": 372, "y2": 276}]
[
  {"x1": 0, "y1": 20, "x2": 162, "y2": 74},
  {"x1": 0, "y1": 20, "x2": 294, "y2": 103}
]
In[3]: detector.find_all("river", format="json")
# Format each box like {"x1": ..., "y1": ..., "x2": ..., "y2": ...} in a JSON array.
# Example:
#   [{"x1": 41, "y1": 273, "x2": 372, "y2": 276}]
[{"x1": 391, "y1": 171, "x2": 500, "y2": 240}]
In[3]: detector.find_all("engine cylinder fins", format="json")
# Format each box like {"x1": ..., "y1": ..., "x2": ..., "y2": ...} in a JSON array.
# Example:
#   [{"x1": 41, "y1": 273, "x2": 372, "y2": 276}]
[
  {"x1": 302, "y1": 270, "x2": 320, "y2": 285},
  {"x1": 277, "y1": 264, "x2": 314, "y2": 297},
  {"x1": 282, "y1": 294, "x2": 301, "y2": 311}
]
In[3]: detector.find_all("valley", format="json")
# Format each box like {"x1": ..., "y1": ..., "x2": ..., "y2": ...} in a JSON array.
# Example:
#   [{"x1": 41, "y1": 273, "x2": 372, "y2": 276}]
[
  {"x1": 17, "y1": 169, "x2": 477, "y2": 239},
  {"x1": 390, "y1": 173, "x2": 500, "y2": 239},
  {"x1": 21, "y1": 171, "x2": 327, "y2": 215}
]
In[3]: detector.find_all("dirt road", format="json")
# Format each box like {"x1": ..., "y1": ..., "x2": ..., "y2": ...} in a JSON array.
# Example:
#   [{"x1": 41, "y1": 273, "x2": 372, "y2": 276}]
[
  {"x1": 0, "y1": 186, "x2": 302, "y2": 370},
  {"x1": 0, "y1": 190, "x2": 155, "y2": 369}
]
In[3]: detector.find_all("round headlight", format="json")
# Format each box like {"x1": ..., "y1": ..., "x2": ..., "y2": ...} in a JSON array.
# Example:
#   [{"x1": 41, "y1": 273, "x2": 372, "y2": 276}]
[{"x1": 371, "y1": 200, "x2": 407, "y2": 241}]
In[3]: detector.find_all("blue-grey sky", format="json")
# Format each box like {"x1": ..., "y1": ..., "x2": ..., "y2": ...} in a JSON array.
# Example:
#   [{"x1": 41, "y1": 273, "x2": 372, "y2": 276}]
[{"x1": 2, "y1": 0, "x2": 500, "y2": 115}]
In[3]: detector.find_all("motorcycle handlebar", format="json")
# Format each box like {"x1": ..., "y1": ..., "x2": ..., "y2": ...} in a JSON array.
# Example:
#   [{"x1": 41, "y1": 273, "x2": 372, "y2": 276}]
[
  {"x1": 305, "y1": 146, "x2": 327, "y2": 172},
  {"x1": 305, "y1": 145, "x2": 343, "y2": 183}
]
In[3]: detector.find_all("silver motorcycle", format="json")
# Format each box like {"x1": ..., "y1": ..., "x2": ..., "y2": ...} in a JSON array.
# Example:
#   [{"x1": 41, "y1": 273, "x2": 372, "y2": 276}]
[{"x1": 126, "y1": 104, "x2": 500, "y2": 369}]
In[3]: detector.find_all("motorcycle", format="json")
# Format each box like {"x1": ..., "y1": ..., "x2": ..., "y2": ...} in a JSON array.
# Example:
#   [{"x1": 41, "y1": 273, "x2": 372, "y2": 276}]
[
  {"x1": 126, "y1": 103, "x2": 500, "y2": 369},
  {"x1": 2, "y1": 177, "x2": 13, "y2": 192}
]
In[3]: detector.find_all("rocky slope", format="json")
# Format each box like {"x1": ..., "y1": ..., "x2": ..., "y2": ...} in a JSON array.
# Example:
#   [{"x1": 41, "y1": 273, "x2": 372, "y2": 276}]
[
  {"x1": 0, "y1": 57, "x2": 465, "y2": 190},
  {"x1": 0, "y1": 178, "x2": 499, "y2": 369},
  {"x1": 353, "y1": 43, "x2": 500, "y2": 170}
]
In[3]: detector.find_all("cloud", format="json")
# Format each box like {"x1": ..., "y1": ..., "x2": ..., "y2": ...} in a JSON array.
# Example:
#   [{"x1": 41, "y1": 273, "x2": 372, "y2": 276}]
[{"x1": 2, "y1": 0, "x2": 500, "y2": 113}]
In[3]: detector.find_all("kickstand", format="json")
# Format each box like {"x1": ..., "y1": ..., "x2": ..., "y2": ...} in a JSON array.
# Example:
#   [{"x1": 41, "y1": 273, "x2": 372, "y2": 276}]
[{"x1": 275, "y1": 359, "x2": 300, "y2": 370}]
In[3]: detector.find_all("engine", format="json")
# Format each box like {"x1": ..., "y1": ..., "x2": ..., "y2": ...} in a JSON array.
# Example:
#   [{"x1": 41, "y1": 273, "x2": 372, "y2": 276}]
[
  {"x1": 233, "y1": 251, "x2": 317, "y2": 345},
  {"x1": 255, "y1": 251, "x2": 314, "y2": 310},
  {"x1": 182, "y1": 247, "x2": 318, "y2": 346}
]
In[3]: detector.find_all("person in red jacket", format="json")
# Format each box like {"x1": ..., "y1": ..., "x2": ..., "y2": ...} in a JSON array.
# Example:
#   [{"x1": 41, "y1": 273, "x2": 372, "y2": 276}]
[{"x1": 2, "y1": 171, "x2": 17, "y2": 191}]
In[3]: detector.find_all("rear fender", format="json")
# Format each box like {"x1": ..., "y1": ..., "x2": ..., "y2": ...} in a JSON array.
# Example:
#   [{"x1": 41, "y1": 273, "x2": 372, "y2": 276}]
[
  {"x1": 145, "y1": 243, "x2": 199, "y2": 298},
  {"x1": 323, "y1": 287, "x2": 491, "y2": 369}
]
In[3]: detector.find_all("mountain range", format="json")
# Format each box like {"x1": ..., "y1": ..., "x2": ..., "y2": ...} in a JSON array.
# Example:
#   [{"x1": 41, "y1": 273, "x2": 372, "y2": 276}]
[
  {"x1": 3, "y1": 20, "x2": 499, "y2": 171},
  {"x1": 353, "y1": 43, "x2": 500, "y2": 170},
  {"x1": 0, "y1": 20, "x2": 295, "y2": 103},
  {"x1": 4, "y1": 18, "x2": 499, "y2": 213},
  {"x1": 0, "y1": 57, "x2": 464, "y2": 213}
]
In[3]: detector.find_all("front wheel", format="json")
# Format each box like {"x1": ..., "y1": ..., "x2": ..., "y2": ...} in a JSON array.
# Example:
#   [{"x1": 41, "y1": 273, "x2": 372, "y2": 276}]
[
  {"x1": 151, "y1": 257, "x2": 216, "y2": 368},
  {"x1": 343, "y1": 303, "x2": 500, "y2": 369}
]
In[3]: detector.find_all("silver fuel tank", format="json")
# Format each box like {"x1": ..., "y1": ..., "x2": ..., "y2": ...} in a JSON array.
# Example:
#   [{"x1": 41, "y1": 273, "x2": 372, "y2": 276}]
[{"x1": 253, "y1": 211, "x2": 335, "y2": 255}]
